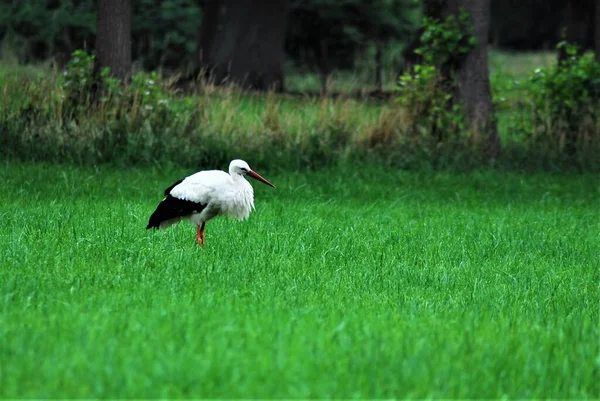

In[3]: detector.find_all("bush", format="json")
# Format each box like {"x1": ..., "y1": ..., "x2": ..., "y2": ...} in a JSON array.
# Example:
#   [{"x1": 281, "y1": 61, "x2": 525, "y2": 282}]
[
  {"x1": 512, "y1": 42, "x2": 600, "y2": 169},
  {"x1": 394, "y1": 11, "x2": 480, "y2": 167}
]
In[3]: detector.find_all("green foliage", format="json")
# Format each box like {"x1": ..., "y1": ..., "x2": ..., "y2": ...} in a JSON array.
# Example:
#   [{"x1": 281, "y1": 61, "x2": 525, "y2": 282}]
[
  {"x1": 59, "y1": 49, "x2": 172, "y2": 104},
  {"x1": 61, "y1": 49, "x2": 96, "y2": 107},
  {"x1": 530, "y1": 42, "x2": 600, "y2": 114},
  {"x1": 395, "y1": 12, "x2": 475, "y2": 164},
  {"x1": 1, "y1": 162, "x2": 598, "y2": 398},
  {"x1": 397, "y1": 64, "x2": 466, "y2": 137},
  {"x1": 0, "y1": 49, "x2": 428, "y2": 170},
  {"x1": 515, "y1": 42, "x2": 600, "y2": 166},
  {"x1": 63, "y1": 50, "x2": 95, "y2": 90},
  {"x1": 2, "y1": 49, "x2": 600, "y2": 171},
  {"x1": 130, "y1": 71, "x2": 168, "y2": 104},
  {"x1": 415, "y1": 11, "x2": 477, "y2": 68}
]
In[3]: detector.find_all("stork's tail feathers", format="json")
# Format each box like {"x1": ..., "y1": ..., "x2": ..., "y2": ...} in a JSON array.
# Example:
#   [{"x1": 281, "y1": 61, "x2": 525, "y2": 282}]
[
  {"x1": 146, "y1": 195, "x2": 207, "y2": 230},
  {"x1": 146, "y1": 199, "x2": 169, "y2": 229}
]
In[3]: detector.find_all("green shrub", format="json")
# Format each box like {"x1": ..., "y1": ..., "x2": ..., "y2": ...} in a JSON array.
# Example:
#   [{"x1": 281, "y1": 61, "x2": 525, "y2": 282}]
[
  {"x1": 397, "y1": 64, "x2": 466, "y2": 142},
  {"x1": 415, "y1": 11, "x2": 477, "y2": 70},
  {"x1": 395, "y1": 11, "x2": 478, "y2": 167},
  {"x1": 513, "y1": 42, "x2": 600, "y2": 169}
]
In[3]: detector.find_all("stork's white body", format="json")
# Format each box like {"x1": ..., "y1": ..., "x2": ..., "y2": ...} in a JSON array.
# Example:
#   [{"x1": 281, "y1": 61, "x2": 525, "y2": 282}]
[
  {"x1": 146, "y1": 159, "x2": 275, "y2": 245},
  {"x1": 164, "y1": 169, "x2": 255, "y2": 229}
]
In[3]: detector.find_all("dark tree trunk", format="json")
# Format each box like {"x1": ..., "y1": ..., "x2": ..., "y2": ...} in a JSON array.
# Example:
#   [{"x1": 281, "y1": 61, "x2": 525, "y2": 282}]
[
  {"x1": 95, "y1": 0, "x2": 131, "y2": 82},
  {"x1": 595, "y1": 0, "x2": 600, "y2": 60},
  {"x1": 196, "y1": 0, "x2": 290, "y2": 91},
  {"x1": 319, "y1": 39, "x2": 328, "y2": 95},
  {"x1": 195, "y1": 0, "x2": 219, "y2": 70},
  {"x1": 457, "y1": 0, "x2": 499, "y2": 159},
  {"x1": 375, "y1": 43, "x2": 383, "y2": 92}
]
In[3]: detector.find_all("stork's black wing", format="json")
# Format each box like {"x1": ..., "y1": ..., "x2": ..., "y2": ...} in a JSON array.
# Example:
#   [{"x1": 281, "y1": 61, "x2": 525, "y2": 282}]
[{"x1": 146, "y1": 195, "x2": 207, "y2": 229}]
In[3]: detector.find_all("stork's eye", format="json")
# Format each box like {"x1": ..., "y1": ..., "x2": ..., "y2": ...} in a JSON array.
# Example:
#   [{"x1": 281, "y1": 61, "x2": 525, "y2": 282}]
[{"x1": 240, "y1": 167, "x2": 248, "y2": 172}]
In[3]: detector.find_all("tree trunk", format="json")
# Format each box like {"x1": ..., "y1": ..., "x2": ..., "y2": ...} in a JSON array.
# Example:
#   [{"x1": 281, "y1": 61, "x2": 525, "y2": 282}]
[
  {"x1": 319, "y1": 39, "x2": 328, "y2": 95},
  {"x1": 375, "y1": 43, "x2": 383, "y2": 92},
  {"x1": 196, "y1": 0, "x2": 290, "y2": 91},
  {"x1": 595, "y1": 0, "x2": 600, "y2": 60},
  {"x1": 95, "y1": 0, "x2": 132, "y2": 82},
  {"x1": 457, "y1": 0, "x2": 499, "y2": 159},
  {"x1": 195, "y1": 0, "x2": 220, "y2": 71}
]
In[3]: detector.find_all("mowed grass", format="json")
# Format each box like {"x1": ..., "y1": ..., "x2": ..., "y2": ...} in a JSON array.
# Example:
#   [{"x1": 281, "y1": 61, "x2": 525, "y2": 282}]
[{"x1": 0, "y1": 161, "x2": 598, "y2": 398}]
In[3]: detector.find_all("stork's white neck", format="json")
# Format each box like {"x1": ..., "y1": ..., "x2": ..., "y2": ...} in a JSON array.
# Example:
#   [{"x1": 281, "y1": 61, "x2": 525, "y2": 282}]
[
  {"x1": 223, "y1": 172, "x2": 254, "y2": 220},
  {"x1": 231, "y1": 171, "x2": 246, "y2": 183}
]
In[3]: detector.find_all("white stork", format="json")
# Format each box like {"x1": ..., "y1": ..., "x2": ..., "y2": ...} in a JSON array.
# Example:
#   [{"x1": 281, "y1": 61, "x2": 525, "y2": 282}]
[{"x1": 146, "y1": 159, "x2": 275, "y2": 245}]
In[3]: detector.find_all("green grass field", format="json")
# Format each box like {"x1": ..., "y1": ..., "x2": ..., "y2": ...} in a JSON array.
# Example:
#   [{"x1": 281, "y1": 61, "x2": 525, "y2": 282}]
[{"x1": 1, "y1": 161, "x2": 598, "y2": 398}]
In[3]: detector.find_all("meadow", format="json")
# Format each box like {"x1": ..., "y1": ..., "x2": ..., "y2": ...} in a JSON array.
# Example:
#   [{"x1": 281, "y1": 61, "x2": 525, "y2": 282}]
[{"x1": 0, "y1": 161, "x2": 598, "y2": 398}]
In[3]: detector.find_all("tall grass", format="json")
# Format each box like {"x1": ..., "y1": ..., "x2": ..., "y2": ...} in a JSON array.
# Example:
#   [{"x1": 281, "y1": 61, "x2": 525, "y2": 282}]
[
  {"x1": 0, "y1": 63, "x2": 433, "y2": 170},
  {"x1": 1, "y1": 50, "x2": 599, "y2": 171}
]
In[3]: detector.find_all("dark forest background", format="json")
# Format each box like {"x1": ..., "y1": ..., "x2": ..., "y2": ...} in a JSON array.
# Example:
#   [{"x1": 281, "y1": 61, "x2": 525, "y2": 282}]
[
  {"x1": 1, "y1": 0, "x2": 599, "y2": 171},
  {"x1": 0, "y1": 0, "x2": 582, "y2": 74}
]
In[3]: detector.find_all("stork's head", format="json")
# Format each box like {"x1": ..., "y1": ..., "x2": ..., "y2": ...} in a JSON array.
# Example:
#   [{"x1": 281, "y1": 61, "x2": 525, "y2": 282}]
[{"x1": 229, "y1": 159, "x2": 275, "y2": 188}]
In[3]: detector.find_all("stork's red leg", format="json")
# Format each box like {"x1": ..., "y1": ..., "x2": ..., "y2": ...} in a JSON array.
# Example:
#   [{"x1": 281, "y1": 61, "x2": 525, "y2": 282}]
[{"x1": 196, "y1": 223, "x2": 206, "y2": 246}]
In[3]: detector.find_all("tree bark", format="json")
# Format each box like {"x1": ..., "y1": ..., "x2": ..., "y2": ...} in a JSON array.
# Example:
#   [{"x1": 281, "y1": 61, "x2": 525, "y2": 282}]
[
  {"x1": 457, "y1": 0, "x2": 499, "y2": 159},
  {"x1": 375, "y1": 43, "x2": 383, "y2": 92},
  {"x1": 319, "y1": 39, "x2": 328, "y2": 95},
  {"x1": 195, "y1": 0, "x2": 220, "y2": 70},
  {"x1": 595, "y1": 0, "x2": 600, "y2": 60},
  {"x1": 196, "y1": 0, "x2": 290, "y2": 91},
  {"x1": 95, "y1": 0, "x2": 132, "y2": 82}
]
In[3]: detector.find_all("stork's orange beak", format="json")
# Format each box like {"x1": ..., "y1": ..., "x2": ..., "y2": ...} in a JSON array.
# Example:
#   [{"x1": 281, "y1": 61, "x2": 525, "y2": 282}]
[{"x1": 247, "y1": 170, "x2": 275, "y2": 188}]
